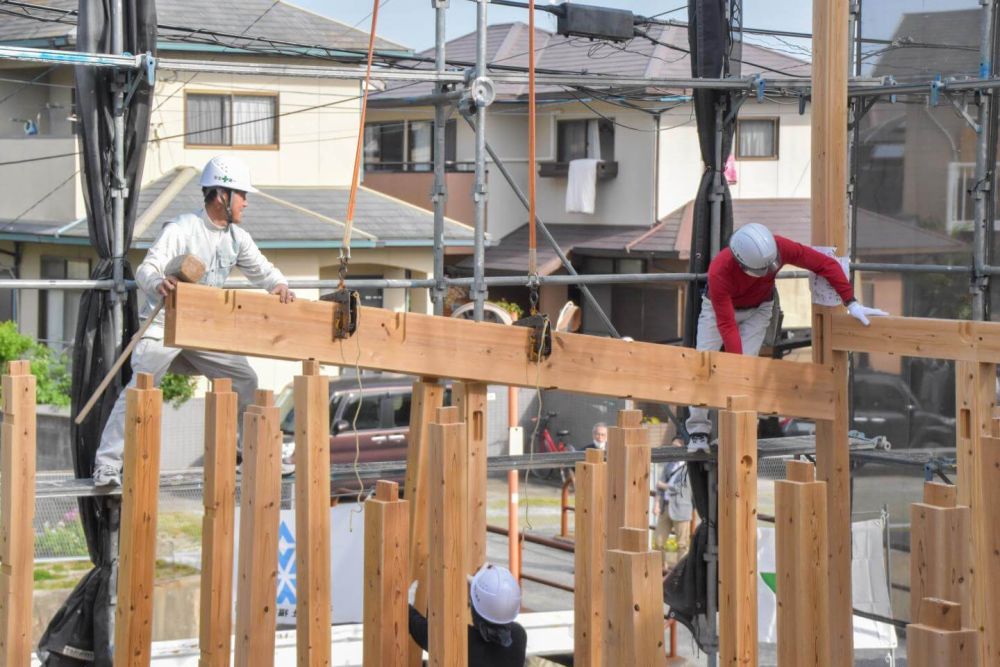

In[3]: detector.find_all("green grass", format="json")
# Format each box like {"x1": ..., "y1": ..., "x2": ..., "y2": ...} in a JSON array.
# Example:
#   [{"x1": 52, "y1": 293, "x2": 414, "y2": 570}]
[
  {"x1": 157, "y1": 512, "x2": 203, "y2": 542},
  {"x1": 33, "y1": 559, "x2": 198, "y2": 591}
]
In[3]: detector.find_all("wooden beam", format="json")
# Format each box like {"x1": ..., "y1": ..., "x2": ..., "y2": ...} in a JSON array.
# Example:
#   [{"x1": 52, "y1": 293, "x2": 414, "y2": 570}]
[
  {"x1": 114, "y1": 373, "x2": 162, "y2": 666},
  {"x1": 830, "y1": 313, "x2": 1000, "y2": 362},
  {"x1": 364, "y1": 480, "x2": 409, "y2": 667},
  {"x1": 199, "y1": 378, "x2": 238, "y2": 667},
  {"x1": 294, "y1": 360, "x2": 331, "y2": 667},
  {"x1": 574, "y1": 447, "x2": 606, "y2": 667},
  {"x1": 908, "y1": 598, "x2": 980, "y2": 667},
  {"x1": 166, "y1": 283, "x2": 836, "y2": 420},
  {"x1": 603, "y1": 527, "x2": 665, "y2": 666},
  {"x1": 910, "y1": 482, "x2": 971, "y2": 629},
  {"x1": 775, "y1": 460, "x2": 830, "y2": 667},
  {"x1": 405, "y1": 379, "x2": 445, "y2": 667},
  {"x1": 234, "y1": 391, "x2": 282, "y2": 667},
  {"x1": 977, "y1": 433, "x2": 1000, "y2": 664},
  {"x1": 0, "y1": 360, "x2": 34, "y2": 667},
  {"x1": 605, "y1": 410, "x2": 651, "y2": 551},
  {"x1": 718, "y1": 397, "x2": 758, "y2": 667},
  {"x1": 455, "y1": 382, "x2": 488, "y2": 575},
  {"x1": 429, "y1": 406, "x2": 468, "y2": 667}
]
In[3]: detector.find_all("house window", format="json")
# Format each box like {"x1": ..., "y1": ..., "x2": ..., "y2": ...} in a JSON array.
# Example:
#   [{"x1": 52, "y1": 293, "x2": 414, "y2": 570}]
[
  {"x1": 39, "y1": 257, "x2": 89, "y2": 353},
  {"x1": 364, "y1": 119, "x2": 457, "y2": 172},
  {"x1": 185, "y1": 92, "x2": 278, "y2": 148},
  {"x1": 557, "y1": 119, "x2": 614, "y2": 162},
  {"x1": 736, "y1": 118, "x2": 779, "y2": 159}
]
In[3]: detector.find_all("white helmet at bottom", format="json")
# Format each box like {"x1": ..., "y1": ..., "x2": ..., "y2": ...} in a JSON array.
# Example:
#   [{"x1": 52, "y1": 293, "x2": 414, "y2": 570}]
[
  {"x1": 200, "y1": 155, "x2": 258, "y2": 193},
  {"x1": 469, "y1": 564, "x2": 521, "y2": 624},
  {"x1": 729, "y1": 222, "x2": 779, "y2": 277}
]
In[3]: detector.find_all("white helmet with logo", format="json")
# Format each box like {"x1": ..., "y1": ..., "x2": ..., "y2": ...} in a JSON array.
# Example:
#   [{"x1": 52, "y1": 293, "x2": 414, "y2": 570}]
[
  {"x1": 469, "y1": 564, "x2": 521, "y2": 624},
  {"x1": 200, "y1": 155, "x2": 258, "y2": 193},
  {"x1": 729, "y1": 222, "x2": 779, "y2": 277}
]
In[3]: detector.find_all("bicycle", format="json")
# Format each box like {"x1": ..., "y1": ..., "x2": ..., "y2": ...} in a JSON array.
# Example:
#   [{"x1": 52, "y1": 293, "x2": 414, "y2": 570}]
[{"x1": 530, "y1": 411, "x2": 576, "y2": 486}]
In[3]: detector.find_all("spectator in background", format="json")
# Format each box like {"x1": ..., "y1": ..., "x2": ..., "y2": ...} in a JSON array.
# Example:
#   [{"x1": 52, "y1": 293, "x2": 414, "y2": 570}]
[
  {"x1": 654, "y1": 437, "x2": 693, "y2": 568},
  {"x1": 585, "y1": 422, "x2": 608, "y2": 451}
]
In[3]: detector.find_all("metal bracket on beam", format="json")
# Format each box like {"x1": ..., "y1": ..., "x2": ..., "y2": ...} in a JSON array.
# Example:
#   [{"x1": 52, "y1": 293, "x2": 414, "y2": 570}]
[
  {"x1": 944, "y1": 91, "x2": 982, "y2": 133},
  {"x1": 515, "y1": 313, "x2": 552, "y2": 363},
  {"x1": 753, "y1": 75, "x2": 766, "y2": 103},
  {"x1": 325, "y1": 289, "x2": 359, "y2": 340},
  {"x1": 458, "y1": 69, "x2": 496, "y2": 117},
  {"x1": 929, "y1": 75, "x2": 944, "y2": 106}
]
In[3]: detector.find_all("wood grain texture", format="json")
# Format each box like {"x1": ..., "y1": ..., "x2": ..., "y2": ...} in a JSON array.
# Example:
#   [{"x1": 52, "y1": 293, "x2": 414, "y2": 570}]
[
  {"x1": 574, "y1": 451, "x2": 607, "y2": 667},
  {"x1": 908, "y1": 599, "x2": 980, "y2": 667},
  {"x1": 364, "y1": 480, "x2": 409, "y2": 667},
  {"x1": 830, "y1": 313, "x2": 1000, "y2": 362},
  {"x1": 910, "y1": 495, "x2": 971, "y2": 628},
  {"x1": 455, "y1": 382, "x2": 488, "y2": 576},
  {"x1": 605, "y1": 411, "x2": 650, "y2": 551},
  {"x1": 603, "y1": 546, "x2": 665, "y2": 666}
]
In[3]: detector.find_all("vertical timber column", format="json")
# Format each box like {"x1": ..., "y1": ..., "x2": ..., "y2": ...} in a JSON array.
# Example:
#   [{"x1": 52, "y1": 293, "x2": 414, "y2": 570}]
[
  {"x1": 364, "y1": 480, "x2": 409, "y2": 667},
  {"x1": 574, "y1": 447, "x2": 607, "y2": 667},
  {"x1": 234, "y1": 390, "x2": 281, "y2": 667},
  {"x1": 907, "y1": 598, "x2": 980, "y2": 667},
  {"x1": 718, "y1": 396, "x2": 757, "y2": 667},
  {"x1": 775, "y1": 460, "x2": 829, "y2": 667},
  {"x1": 910, "y1": 482, "x2": 971, "y2": 628},
  {"x1": 455, "y1": 382, "x2": 488, "y2": 575},
  {"x1": 114, "y1": 373, "x2": 163, "y2": 666},
  {"x1": 603, "y1": 527, "x2": 665, "y2": 666},
  {"x1": 605, "y1": 409, "x2": 650, "y2": 550},
  {"x1": 405, "y1": 379, "x2": 444, "y2": 667},
  {"x1": 429, "y1": 406, "x2": 469, "y2": 667},
  {"x1": 294, "y1": 360, "x2": 331, "y2": 667},
  {"x1": 0, "y1": 360, "x2": 35, "y2": 666},
  {"x1": 977, "y1": 415, "x2": 1000, "y2": 664},
  {"x1": 199, "y1": 379, "x2": 238, "y2": 667}
]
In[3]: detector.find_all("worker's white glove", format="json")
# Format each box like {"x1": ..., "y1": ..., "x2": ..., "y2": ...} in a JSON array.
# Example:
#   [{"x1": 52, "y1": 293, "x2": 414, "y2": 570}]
[{"x1": 847, "y1": 301, "x2": 888, "y2": 326}]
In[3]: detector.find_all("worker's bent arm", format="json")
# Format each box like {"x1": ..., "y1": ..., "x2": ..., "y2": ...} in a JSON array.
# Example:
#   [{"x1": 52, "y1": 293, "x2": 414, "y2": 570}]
[
  {"x1": 135, "y1": 222, "x2": 188, "y2": 301},
  {"x1": 234, "y1": 228, "x2": 286, "y2": 293}
]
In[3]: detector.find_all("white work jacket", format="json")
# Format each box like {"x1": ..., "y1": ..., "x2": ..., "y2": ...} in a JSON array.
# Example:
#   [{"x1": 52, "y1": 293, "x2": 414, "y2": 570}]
[{"x1": 135, "y1": 209, "x2": 287, "y2": 339}]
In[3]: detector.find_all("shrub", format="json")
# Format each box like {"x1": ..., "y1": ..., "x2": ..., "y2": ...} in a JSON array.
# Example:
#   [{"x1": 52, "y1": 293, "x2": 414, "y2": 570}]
[
  {"x1": 0, "y1": 321, "x2": 71, "y2": 407},
  {"x1": 160, "y1": 372, "x2": 197, "y2": 407}
]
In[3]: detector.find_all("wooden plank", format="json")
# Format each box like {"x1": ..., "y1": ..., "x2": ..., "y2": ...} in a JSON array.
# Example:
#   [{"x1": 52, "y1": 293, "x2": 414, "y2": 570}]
[
  {"x1": 977, "y1": 434, "x2": 1000, "y2": 665},
  {"x1": 775, "y1": 462, "x2": 829, "y2": 667},
  {"x1": 364, "y1": 480, "x2": 409, "y2": 667},
  {"x1": 234, "y1": 392, "x2": 282, "y2": 667},
  {"x1": 0, "y1": 364, "x2": 34, "y2": 667},
  {"x1": 574, "y1": 448, "x2": 607, "y2": 667},
  {"x1": 428, "y1": 406, "x2": 468, "y2": 667},
  {"x1": 908, "y1": 599, "x2": 980, "y2": 667},
  {"x1": 166, "y1": 283, "x2": 837, "y2": 420},
  {"x1": 718, "y1": 401, "x2": 758, "y2": 667},
  {"x1": 605, "y1": 411, "x2": 650, "y2": 551},
  {"x1": 199, "y1": 378, "x2": 237, "y2": 667},
  {"x1": 910, "y1": 487, "x2": 971, "y2": 628},
  {"x1": 114, "y1": 373, "x2": 163, "y2": 667},
  {"x1": 603, "y1": 545, "x2": 664, "y2": 666},
  {"x1": 455, "y1": 382, "x2": 488, "y2": 575},
  {"x1": 829, "y1": 313, "x2": 1000, "y2": 362},
  {"x1": 404, "y1": 379, "x2": 444, "y2": 667},
  {"x1": 294, "y1": 360, "x2": 331, "y2": 667}
]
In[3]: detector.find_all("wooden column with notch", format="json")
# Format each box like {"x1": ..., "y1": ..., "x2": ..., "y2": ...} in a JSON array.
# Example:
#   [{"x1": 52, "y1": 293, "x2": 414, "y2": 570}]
[
  {"x1": 455, "y1": 382, "x2": 487, "y2": 575},
  {"x1": 718, "y1": 396, "x2": 758, "y2": 667},
  {"x1": 907, "y1": 598, "x2": 980, "y2": 667},
  {"x1": 605, "y1": 409, "x2": 650, "y2": 551},
  {"x1": 294, "y1": 360, "x2": 331, "y2": 666},
  {"x1": 114, "y1": 373, "x2": 163, "y2": 666},
  {"x1": 977, "y1": 415, "x2": 1000, "y2": 664},
  {"x1": 199, "y1": 378, "x2": 238, "y2": 667},
  {"x1": 0, "y1": 360, "x2": 35, "y2": 667},
  {"x1": 234, "y1": 390, "x2": 282, "y2": 667},
  {"x1": 775, "y1": 460, "x2": 829, "y2": 667},
  {"x1": 574, "y1": 447, "x2": 607, "y2": 667},
  {"x1": 429, "y1": 406, "x2": 468, "y2": 667},
  {"x1": 405, "y1": 379, "x2": 445, "y2": 667},
  {"x1": 910, "y1": 482, "x2": 971, "y2": 628},
  {"x1": 603, "y1": 527, "x2": 665, "y2": 666},
  {"x1": 364, "y1": 480, "x2": 409, "y2": 667}
]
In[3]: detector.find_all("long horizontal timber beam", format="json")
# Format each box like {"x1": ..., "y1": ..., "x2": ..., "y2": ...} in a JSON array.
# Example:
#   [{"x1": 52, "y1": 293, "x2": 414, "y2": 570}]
[
  {"x1": 166, "y1": 284, "x2": 836, "y2": 420},
  {"x1": 830, "y1": 313, "x2": 1000, "y2": 362}
]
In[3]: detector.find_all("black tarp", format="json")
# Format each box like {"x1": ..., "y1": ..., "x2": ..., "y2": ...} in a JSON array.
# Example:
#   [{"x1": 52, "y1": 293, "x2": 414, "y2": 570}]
[{"x1": 38, "y1": 1, "x2": 155, "y2": 664}]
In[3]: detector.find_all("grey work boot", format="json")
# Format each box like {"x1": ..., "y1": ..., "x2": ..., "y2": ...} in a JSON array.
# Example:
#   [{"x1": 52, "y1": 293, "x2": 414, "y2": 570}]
[
  {"x1": 686, "y1": 433, "x2": 710, "y2": 453},
  {"x1": 93, "y1": 464, "x2": 122, "y2": 488}
]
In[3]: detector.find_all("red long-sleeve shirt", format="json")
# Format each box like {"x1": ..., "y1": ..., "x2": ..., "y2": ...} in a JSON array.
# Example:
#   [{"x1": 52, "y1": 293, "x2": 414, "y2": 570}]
[{"x1": 707, "y1": 235, "x2": 854, "y2": 354}]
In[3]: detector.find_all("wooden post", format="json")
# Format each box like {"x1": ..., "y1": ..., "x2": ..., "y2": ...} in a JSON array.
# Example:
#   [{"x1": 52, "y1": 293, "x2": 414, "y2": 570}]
[
  {"x1": 114, "y1": 373, "x2": 163, "y2": 666},
  {"x1": 574, "y1": 447, "x2": 607, "y2": 667},
  {"x1": 910, "y1": 482, "x2": 971, "y2": 628},
  {"x1": 234, "y1": 390, "x2": 282, "y2": 667},
  {"x1": 719, "y1": 396, "x2": 757, "y2": 667},
  {"x1": 603, "y1": 527, "x2": 665, "y2": 666},
  {"x1": 605, "y1": 409, "x2": 650, "y2": 550},
  {"x1": 429, "y1": 406, "x2": 468, "y2": 667},
  {"x1": 0, "y1": 360, "x2": 35, "y2": 667},
  {"x1": 294, "y1": 360, "x2": 331, "y2": 667},
  {"x1": 455, "y1": 382, "x2": 488, "y2": 575},
  {"x1": 907, "y1": 598, "x2": 980, "y2": 667},
  {"x1": 405, "y1": 379, "x2": 444, "y2": 667},
  {"x1": 199, "y1": 378, "x2": 238, "y2": 667},
  {"x1": 977, "y1": 427, "x2": 1000, "y2": 664},
  {"x1": 364, "y1": 480, "x2": 409, "y2": 667},
  {"x1": 775, "y1": 460, "x2": 829, "y2": 667}
]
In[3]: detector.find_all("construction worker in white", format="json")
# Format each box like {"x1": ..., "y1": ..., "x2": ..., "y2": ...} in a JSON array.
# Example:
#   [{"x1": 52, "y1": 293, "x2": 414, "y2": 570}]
[{"x1": 92, "y1": 155, "x2": 295, "y2": 487}]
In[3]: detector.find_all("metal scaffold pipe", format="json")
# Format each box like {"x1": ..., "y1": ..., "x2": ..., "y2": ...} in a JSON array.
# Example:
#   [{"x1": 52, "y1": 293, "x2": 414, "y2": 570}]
[
  {"x1": 471, "y1": 0, "x2": 489, "y2": 321},
  {"x1": 431, "y1": 0, "x2": 449, "y2": 316}
]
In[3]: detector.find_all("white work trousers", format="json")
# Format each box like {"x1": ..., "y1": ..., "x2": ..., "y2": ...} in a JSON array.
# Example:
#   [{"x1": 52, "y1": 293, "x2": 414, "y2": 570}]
[
  {"x1": 93, "y1": 338, "x2": 258, "y2": 471},
  {"x1": 685, "y1": 295, "x2": 773, "y2": 439}
]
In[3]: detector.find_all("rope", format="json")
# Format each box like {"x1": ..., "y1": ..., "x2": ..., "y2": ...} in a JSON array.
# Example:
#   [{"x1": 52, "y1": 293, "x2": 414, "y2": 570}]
[
  {"x1": 344, "y1": 292, "x2": 366, "y2": 531},
  {"x1": 523, "y1": 317, "x2": 549, "y2": 532},
  {"x1": 527, "y1": 0, "x2": 538, "y2": 280}
]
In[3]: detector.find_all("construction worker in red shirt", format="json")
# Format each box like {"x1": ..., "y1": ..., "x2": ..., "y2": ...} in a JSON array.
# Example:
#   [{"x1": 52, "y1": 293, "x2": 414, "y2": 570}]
[{"x1": 685, "y1": 223, "x2": 887, "y2": 452}]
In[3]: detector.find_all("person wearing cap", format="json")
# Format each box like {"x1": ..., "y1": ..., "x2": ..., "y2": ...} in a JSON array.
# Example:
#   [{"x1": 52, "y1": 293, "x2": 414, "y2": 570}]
[
  {"x1": 92, "y1": 155, "x2": 295, "y2": 487},
  {"x1": 685, "y1": 223, "x2": 888, "y2": 453},
  {"x1": 408, "y1": 563, "x2": 527, "y2": 666}
]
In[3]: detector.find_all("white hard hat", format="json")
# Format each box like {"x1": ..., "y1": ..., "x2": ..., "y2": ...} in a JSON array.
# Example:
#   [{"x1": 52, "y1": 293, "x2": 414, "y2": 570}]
[
  {"x1": 469, "y1": 564, "x2": 521, "y2": 624},
  {"x1": 729, "y1": 223, "x2": 779, "y2": 277},
  {"x1": 200, "y1": 155, "x2": 258, "y2": 193}
]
